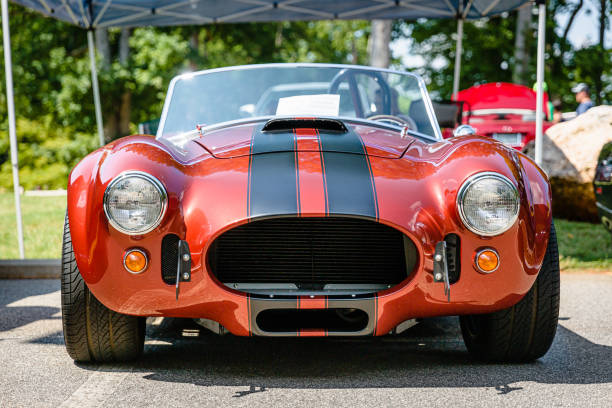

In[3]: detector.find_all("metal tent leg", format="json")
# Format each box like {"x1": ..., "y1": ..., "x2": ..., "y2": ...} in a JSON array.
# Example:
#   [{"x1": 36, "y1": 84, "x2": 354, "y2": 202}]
[
  {"x1": 534, "y1": 0, "x2": 546, "y2": 166},
  {"x1": 452, "y1": 18, "x2": 464, "y2": 99},
  {"x1": 2, "y1": 0, "x2": 25, "y2": 258},
  {"x1": 87, "y1": 30, "x2": 105, "y2": 146}
]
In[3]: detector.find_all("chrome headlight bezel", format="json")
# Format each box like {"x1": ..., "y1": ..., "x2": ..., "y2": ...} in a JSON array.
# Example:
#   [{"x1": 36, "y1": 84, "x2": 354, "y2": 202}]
[
  {"x1": 457, "y1": 172, "x2": 520, "y2": 237},
  {"x1": 103, "y1": 171, "x2": 168, "y2": 235}
]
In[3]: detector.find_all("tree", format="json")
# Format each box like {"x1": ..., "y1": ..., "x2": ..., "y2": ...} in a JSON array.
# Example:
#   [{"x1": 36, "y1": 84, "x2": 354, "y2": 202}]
[{"x1": 369, "y1": 20, "x2": 391, "y2": 68}]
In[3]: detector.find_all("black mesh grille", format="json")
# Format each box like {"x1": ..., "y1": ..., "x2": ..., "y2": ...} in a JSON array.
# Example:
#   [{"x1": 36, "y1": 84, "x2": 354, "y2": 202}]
[
  {"x1": 208, "y1": 217, "x2": 411, "y2": 288},
  {"x1": 161, "y1": 234, "x2": 179, "y2": 284},
  {"x1": 444, "y1": 234, "x2": 460, "y2": 284}
]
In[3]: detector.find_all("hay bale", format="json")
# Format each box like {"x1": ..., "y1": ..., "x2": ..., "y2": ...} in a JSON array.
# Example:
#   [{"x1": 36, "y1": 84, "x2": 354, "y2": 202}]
[{"x1": 523, "y1": 105, "x2": 612, "y2": 222}]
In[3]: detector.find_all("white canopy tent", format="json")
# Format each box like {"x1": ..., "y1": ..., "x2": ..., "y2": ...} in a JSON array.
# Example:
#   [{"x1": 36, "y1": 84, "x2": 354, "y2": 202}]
[{"x1": 1, "y1": 0, "x2": 545, "y2": 258}]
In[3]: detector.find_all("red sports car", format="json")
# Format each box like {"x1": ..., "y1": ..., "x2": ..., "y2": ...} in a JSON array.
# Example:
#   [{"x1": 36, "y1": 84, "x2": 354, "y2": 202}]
[
  {"x1": 448, "y1": 82, "x2": 554, "y2": 150},
  {"x1": 62, "y1": 64, "x2": 559, "y2": 363}
]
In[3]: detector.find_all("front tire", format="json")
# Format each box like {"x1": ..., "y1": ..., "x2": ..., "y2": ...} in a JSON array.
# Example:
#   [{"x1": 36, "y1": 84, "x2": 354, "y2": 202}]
[
  {"x1": 61, "y1": 213, "x2": 145, "y2": 362},
  {"x1": 459, "y1": 222, "x2": 560, "y2": 362}
]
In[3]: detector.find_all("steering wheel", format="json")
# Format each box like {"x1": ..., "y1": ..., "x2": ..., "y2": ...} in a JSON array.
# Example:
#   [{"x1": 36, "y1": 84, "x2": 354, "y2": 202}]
[
  {"x1": 367, "y1": 114, "x2": 418, "y2": 131},
  {"x1": 328, "y1": 69, "x2": 391, "y2": 117}
]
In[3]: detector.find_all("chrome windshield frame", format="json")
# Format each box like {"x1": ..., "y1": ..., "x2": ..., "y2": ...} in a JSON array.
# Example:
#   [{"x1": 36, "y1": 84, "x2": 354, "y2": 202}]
[{"x1": 156, "y1": 63, "x2": 443, "y2": 141}]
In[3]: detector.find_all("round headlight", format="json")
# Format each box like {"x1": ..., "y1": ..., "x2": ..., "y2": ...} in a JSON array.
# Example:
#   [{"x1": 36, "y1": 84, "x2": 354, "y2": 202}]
[
  {"x1": 103, "y1": 172, "x2": 167, "y2": 235},
  {"x1": 457, "y1": 172, "x2": 519, "y2": 236}
]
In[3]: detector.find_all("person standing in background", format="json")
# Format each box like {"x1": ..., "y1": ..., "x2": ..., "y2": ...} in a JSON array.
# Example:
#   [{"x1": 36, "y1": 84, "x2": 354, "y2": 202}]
[
  {"x1": 572, "y1": 83, "x2": 594, "y2": 116},
  {"x1": 551, "y1": 99, "x2": 563, "y2": 124}
]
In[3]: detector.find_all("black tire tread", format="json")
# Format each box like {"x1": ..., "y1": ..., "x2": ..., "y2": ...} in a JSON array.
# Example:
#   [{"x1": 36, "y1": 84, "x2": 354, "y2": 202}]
[
  {"x1": 61, "y1": 213, "x2": 145, "y2": 362},
  {"x1": 460, "y1": 222, "x2": 560, "y2": 362}
]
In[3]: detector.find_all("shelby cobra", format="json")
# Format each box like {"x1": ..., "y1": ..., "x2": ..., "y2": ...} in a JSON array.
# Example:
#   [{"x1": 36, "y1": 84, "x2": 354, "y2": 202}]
[{"x1": 62, "y1": 64, "x2": 559, "y2": 363}]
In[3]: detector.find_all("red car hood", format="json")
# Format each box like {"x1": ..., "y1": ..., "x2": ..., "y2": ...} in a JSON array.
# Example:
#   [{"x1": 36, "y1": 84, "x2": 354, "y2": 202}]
[
  {"x1": 456, "y1": 82, "x2": 549, "y2": 113},
  {"x1": 194, "y1": 120, "x2": 413, "y2": 159}
]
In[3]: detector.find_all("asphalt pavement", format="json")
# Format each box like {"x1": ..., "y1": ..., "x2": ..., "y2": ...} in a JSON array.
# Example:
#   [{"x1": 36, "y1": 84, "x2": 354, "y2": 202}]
[{"x1": 1, "y1": 273, "x2": 611, "y2": 408}]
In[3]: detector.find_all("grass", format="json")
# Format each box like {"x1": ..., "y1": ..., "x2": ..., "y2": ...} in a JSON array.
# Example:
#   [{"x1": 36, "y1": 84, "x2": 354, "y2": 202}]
[
  {"x1": 0, "y1": 192, "x2": 611, "y2": 271},
  {"x1": 555, "y1": 218, "x2": 612, "y2": 271},
  {"x1": 0, "y1": 192, "x2": 66, "y2": 259}
]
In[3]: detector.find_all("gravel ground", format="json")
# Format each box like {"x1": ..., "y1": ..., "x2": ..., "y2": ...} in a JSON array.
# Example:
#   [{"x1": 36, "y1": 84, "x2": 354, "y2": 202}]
[{"x1": 0, "y1": 273, "x2": 611, "y2": 408}]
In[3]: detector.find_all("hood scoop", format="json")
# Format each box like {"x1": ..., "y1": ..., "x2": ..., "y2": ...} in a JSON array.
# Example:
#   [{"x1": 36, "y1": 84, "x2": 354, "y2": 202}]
[{"x1": 262, "y1": 118, "x2": 348, "y2": 133}]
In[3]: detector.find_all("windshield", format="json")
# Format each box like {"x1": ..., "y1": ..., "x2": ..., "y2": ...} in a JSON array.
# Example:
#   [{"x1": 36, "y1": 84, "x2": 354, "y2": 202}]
[{"x1": 158, "y1": 64, "x2": 440, "y2": 140}]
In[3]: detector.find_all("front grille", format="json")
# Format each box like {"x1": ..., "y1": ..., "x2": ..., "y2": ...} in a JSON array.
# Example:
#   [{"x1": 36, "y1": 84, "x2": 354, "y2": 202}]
[{"x1": 207, "y1": 217, "x2": 413, "y2": 290}]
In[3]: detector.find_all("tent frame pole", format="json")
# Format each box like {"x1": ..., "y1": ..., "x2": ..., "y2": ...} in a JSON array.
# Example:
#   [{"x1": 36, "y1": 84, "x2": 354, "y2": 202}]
[
  {"x1": 87, "y1": 30, "x2": 105, "y2": 146},
  {"x1": 534, "y1": 0, "x2": 546, "y2": 166},
  {"x1": 2, "y1": 0, "x2": 25, "y2": 258},
  {"x1": 452, "y1": 17, "x2": 464, "y2": 99}
]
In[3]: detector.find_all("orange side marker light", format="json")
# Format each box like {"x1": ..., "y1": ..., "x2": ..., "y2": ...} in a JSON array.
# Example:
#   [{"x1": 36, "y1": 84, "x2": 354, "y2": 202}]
[
  {"x1": 124, "y1": 249, "x2": 148, "y2": 274},
  {"x1": 475, "y1": 249, "x2": 499, "y2": 273}
]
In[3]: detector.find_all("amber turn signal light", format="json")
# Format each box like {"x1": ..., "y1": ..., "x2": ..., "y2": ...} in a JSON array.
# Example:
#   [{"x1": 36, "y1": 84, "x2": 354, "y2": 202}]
[
  {"x1": 124, "y1": 249, "x2": 148, "y2": 274},
  {"x1": 475, "y1": 249, "x2": 499, "y2": 273}
]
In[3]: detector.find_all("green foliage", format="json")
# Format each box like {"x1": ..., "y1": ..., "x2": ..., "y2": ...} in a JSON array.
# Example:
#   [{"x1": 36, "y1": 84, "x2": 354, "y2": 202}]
[
  {"x1": 570, "y1": 45, "x2": 612, "y2": 105},
  {"x1": 0, "y1": 117, "x2": 98, "y2": 190}
]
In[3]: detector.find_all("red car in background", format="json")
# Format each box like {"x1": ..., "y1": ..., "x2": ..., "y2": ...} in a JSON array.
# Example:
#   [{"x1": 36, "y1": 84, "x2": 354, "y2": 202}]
[{"x1": 443, "y1": 82, "x2": 553, "y2": 151}]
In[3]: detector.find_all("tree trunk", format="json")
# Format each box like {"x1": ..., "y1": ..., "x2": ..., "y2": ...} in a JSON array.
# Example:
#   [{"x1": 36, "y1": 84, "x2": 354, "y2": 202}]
[
  {"x1": 593, "y1": 0, "x2": 608, "y2": 105},
  {"x1": 599, "y1": 0, "x2": 606, "y2": 48},
  {"x1": 119, "y1": 92, "x2": 132, "y2": 136},
  {"x1": 368, "y1": 20, "x2": 391, "y2": 68},
  {"x1": 95, "y1": 28, "x2": 116, "y2": 138},
  {"x1": 119, "y1": 28, "x2": 130, "y2": 65},
  {"x1": 119, "y1": 28, "x2": 131, "y2": 137},
  {"x1": 95, "y1": 28, "x2": 111, "y2": 69},
  {"x1": 189, "y1": 31, "x2": 199, "y2": 70},
  {"x1": 562, "y1": 0, "x2": 583, "y2": 43},
  {"x1": 512, "y1": 5, "x2": 531, "y2": 84},
  {"x1": 275, "y1": 22, "x2": 283, "y2": 48}
]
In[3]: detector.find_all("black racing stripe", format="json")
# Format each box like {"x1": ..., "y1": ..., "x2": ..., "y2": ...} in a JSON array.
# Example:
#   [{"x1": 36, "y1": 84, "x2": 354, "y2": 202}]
[
  {"x1": 318, "y1": 127, "x2": 378, "y2": 219},
  {"x1": 248, "y1": 126, "x2": 298, "y2": 218}
]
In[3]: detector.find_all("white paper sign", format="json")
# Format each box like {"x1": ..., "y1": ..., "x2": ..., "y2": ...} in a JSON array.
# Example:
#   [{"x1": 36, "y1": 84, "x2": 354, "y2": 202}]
[{"x1": 275, "y1": 94, "x2": 340, "y2": 117}]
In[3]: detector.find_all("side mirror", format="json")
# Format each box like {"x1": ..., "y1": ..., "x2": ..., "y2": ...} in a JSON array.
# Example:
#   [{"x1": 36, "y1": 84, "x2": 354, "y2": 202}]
[{"x1": 453, "y1": 124, "x2": 476, "y2": 137}]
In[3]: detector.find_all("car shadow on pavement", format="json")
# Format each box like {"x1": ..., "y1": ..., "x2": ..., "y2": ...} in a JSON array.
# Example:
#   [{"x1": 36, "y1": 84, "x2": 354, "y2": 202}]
[
  {"x1": 65, "y1": 316, "x2": 612, "y2": 392},
  {"x1": 0, "y1": 279, "x2": 60, "y2": 333}
]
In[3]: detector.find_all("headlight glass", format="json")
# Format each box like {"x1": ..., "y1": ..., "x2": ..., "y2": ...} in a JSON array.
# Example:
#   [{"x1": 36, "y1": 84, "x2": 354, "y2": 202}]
[
  {"x1": 457, "y1": 173, "x2": 519, "y2": 236},
  {"x1": 103, "y1": 172, "x2": 167, "y2": 235}
]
